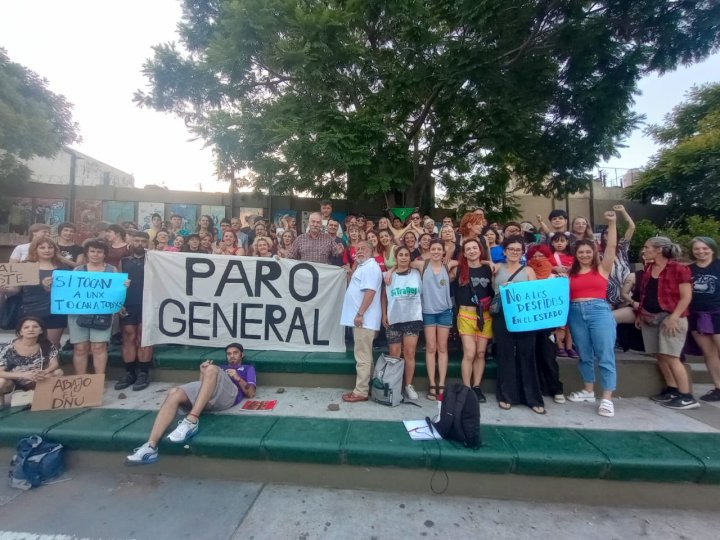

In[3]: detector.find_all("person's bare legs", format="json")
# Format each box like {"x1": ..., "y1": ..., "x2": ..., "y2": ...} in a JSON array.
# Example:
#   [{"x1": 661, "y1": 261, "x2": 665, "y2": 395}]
[
  {"x1": 148, "y1": 387, "x2": 191, "y2": 446},
  {"x1": 122, "y1": 325, "x2": 138, "y2": 364},
  {"x1": 436, "y1": 327, "x2": 450, "y2": 389},
  {"x1": 0, "y1": 379, "x2": 13, "y2": 407},
  {"x1": 73, "y1": 341, "x2": 90, "y2": 374},
  {"x1": 424, "y1": 326, "x2": 438, "y2": 392},
  {"x1": 693, "y1": 332, "x2": 720, "y2": 388},
  {"x1": 90, "y1": 342, "x2": 108, "y2": 374},
  {"x1": 656, "y1": 354, "x2": 679, "y2": 389},
  {"x1": 460, "y1": 334, "x2": 477, "y2": 387},
  {"x1": 472, "y1": 337, "x2": 489, "y2": 387},
  {"x1": 658, "y1": 353, "x2": 690, "y2": 394},
  {"x1": 46, "y1": 328, "x2": 64, "y2": 349},
  {"x1": 402, "y1": 334, "x2": 418, "y2": 386},
  {"x1": 187, "y1": 364, "x2": 221, "y2": 419}
]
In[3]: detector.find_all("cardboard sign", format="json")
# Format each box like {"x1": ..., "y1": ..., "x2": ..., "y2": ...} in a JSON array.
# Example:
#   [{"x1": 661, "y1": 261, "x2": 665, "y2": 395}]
[
  {"x1": 31, "y1": 374, "x2": 105, "y2": 411},
  {"x1": 502, "y1": 277, "x2": 570, "y2": 332},
  {"x1": 0, "y1": 262, "x2": 40, "y2": 287},
  {"x1": 50, "y1": 270, "x2": 128, "y2": 314}
]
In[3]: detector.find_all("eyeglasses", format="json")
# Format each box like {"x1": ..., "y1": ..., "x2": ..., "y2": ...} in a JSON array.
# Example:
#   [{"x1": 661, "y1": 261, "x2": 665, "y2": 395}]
[{"x1": 412, "y1": 215, "x2": 421, "y2": 220}]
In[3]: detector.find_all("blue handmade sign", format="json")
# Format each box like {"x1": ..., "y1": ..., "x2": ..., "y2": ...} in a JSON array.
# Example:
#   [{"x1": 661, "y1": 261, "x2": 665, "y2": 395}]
[
  {"x1": 501, "y1": 277, "x2": 569, "y2": 332},
  {"x1": 51, "y1": 270, "x2": 128, "y2": 314}
]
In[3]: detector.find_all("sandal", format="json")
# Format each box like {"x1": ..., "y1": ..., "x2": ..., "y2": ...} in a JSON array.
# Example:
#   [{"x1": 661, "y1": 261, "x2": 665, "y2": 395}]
[
  {"x1": 531, "y1": 406, "x2": 546, "y2": 415},
  {"x1": 426, "y1": 385, "x2": 437, "y2": 401},
  {"x1": 598, "y1": 399, "x2": 615, "y2": 417},
  {"x1": 498, "y1": 401, "x2": 512, "y2": 410}
]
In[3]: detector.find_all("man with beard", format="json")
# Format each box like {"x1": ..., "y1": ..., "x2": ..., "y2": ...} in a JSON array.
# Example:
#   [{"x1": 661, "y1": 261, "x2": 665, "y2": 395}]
[{"x1": 115, "y1": 231, "x2": 153, "y2": 391}]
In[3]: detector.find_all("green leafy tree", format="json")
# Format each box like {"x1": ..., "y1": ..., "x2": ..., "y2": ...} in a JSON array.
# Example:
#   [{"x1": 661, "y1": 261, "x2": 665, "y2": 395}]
[
  {"x1": 627, "y1": 82, "x2": 720, "y2": 221},
  {"x1": 136, "y1": 0, "x2": 720, "y2": 210},
  {"x1": 0, "y1": 49, "x2": 80, "y2": 190}
]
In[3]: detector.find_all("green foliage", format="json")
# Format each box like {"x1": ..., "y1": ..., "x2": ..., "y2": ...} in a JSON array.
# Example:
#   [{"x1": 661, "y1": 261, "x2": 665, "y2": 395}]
[
  {"x1": 629, "y1": 219, "x2": 660, "y2": 262},
  {"x1": 666, "y1": 215, "x2": 720, "y2": 256},
  {"x1": 136, "y1": 1, "x2": 720, "y2": 209},
  {"x1": 0, "y1": 49, "x2": 80, "y2": 190},
  {"x1": 627, "y1": 82, "x2": 720, "y2": 221}
]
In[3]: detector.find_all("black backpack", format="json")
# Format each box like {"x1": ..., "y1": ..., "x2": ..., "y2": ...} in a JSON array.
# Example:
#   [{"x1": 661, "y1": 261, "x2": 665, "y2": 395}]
[{"x1": 431, "y1": 383, "x2": 481, "y2": 449}]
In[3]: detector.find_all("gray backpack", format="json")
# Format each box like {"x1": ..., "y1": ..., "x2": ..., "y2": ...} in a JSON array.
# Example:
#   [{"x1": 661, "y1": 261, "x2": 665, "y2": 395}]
[{"x1": 371, "y1": 354, "x2": 404, "y2": 407}]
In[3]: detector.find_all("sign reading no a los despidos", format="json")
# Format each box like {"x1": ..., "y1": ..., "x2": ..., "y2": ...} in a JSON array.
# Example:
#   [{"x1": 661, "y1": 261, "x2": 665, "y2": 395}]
[{"x1": 501, "y1": 277, "x2": 569, "y2": 332}]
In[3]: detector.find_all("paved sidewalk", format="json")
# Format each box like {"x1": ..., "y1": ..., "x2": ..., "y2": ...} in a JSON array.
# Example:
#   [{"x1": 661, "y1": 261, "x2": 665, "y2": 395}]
[{"x1": 90, "y1": 379, "x2": 720, "y2": 434}]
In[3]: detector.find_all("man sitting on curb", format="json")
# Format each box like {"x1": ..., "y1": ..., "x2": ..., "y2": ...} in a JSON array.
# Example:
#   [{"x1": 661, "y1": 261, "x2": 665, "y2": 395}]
[{"x1": 126, "y1": 342, "x2": 256, "y2": 464}]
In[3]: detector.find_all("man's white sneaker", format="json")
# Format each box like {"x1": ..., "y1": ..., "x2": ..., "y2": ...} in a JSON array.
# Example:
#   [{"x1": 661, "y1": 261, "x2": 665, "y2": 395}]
[
  {"x1": 167, "y1": 417, "x2": 199, "y2": 443},
  {"x1": 567, "y1": 390, "x2": 596, "y2": 403},
  {"x1": 126, "y1": 442, "x2": 158, "y2": 464},
  {"x1": 404, "y1": 384, "x2": 419, "y2": 400}
]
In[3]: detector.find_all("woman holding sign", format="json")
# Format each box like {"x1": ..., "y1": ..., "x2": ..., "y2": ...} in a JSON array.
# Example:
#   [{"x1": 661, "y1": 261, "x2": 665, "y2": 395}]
[
  {"x1": 0, "y1": 316, "x2": 63, "y2": 407},
  {"x1": 566, "y1": 211, "x2": 618, "y2": 417},
  {"x1": 68, "y1": 239, "x2": 126, "y2": 376},
  {"x1": 1, "y1": 238, "x2": 70, "y2": 348},
  {"x1": 492, "y1": 236, "x2": 542, "y2": 413}
]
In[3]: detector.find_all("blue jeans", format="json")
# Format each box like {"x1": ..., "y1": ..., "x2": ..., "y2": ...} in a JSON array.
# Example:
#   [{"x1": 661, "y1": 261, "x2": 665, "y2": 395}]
[{"x1": 567, "y1": 300, "x2": 617, "y2": 391}]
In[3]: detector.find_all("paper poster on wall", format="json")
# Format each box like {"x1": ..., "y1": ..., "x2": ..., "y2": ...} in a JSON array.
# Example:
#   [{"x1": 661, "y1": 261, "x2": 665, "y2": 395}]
[
  {"x1": 0, "y1": 197, "x2": 32, "y2": 234},
  {"x1": 272, "y1": 209, "x2": 296, "y2": 234},
  {"x1": 33, "y1": 199, "x2": 66, "y2": 235},
  {"x1": 201, "y1": 205, "x2": 227, "y2": 229},
  {"x1": 73, "y1": 199, "x2": 103, "y2": 244},
  {"x1": 51, "y1": 270, "x2": 129, "y2": 314},
  {"x1": 238, "y1": 207, "x2": 264, "y2": 230},
  {"x1": 501, "y1": 277, "x2": 570, "y2": 332},
  {"x1": 138, "y1": 202, "x2": 165, "y2": 232},
  {"x1": 167, "y1": 204, "x2": 199, "y2": 234},
  {"x1": 103, "y1": 201, "x2": 135, "y2": 226}
]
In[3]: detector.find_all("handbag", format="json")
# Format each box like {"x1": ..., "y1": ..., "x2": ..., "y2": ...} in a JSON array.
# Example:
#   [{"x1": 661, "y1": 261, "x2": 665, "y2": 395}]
[
  {"x1": 76, "y1": 314, "x2": 113, "y2": 330},
  {"x1": 490, "y1": 265, "x2": 525, "y2": 315}
]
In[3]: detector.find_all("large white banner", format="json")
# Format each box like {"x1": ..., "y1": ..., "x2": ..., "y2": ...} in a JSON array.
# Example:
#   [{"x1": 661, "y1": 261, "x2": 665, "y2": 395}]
[{"x1": 141, "y1": 252, "x2": 347, "y2": 352}]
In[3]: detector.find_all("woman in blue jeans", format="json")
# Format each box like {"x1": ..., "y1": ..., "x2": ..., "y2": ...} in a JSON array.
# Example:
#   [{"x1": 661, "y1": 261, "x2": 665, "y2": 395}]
[{"x1": 566, "y1": 210, "x2": 618, "y2": 417}]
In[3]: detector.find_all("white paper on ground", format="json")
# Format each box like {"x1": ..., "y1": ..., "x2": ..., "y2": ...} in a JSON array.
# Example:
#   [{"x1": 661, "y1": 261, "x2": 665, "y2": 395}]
[{"x1": 403, "y1": 420, "x2": 442, "y2": 441}]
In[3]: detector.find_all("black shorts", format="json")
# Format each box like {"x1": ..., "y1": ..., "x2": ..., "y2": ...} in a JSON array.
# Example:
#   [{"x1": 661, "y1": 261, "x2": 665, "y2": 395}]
[
  {"x1": 386, "y1": 320, "x2": 424, "y2": 344},
  {"x1": 120, "y1": 304, "x2": 143, "y2": 326}
]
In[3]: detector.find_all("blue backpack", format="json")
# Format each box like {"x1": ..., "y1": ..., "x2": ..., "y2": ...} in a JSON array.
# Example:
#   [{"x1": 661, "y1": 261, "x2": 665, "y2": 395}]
[{"x1": 8, "y1": 435, "x2": 65, "y2": 490}]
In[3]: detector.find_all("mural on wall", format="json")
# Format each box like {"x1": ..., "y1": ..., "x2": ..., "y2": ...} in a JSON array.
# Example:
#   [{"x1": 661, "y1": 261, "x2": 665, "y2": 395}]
[
  {"x1": 0, "y1": 197, "x2": 33, "y2": 246},
  {"x1": 137, "y1": 202, "x2": 165, "y2": 232},
  {"x1": 73, "y1": 199, "x2": 103, "y2": 244},
  {"x1": 237, "y1": 207, "x2": 264, "y2": 230},
  {"x1": 33, "y1": 199, "x2": 66, "y2": 235},
  {"x1": 200, "y1": 205, "x2": 227, "y2": 229},
  {"x1": 103, "y1": 201, "x2": 135, "y2": 227},
  {"x1": 167, "y1": 204, "x2": 199, "y2": 233},
  {"x1": 272, "y1": 209, "x2": 297, "y2": 234}
]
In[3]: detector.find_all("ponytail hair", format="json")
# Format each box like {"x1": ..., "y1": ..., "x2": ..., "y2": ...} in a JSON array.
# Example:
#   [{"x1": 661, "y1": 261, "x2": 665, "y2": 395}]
[{"x1": 646, "y1": 236, "x2": 682, "y2": 260}]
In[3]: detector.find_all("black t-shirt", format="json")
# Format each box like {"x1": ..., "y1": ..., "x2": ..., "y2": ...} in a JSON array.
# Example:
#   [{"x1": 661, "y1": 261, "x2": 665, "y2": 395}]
[
  {"x1": 455, "y1": 265, "x2": 494, "y2": 307},
  {"x1": 690, "y1": 260, "x2": 720, "y2": 312},
  {"x1": 57, "y1": 243, "x2": 83, "y2": 262},
  {"x1": 642, "y1": 277, "x2": 663, "y2": 313}
]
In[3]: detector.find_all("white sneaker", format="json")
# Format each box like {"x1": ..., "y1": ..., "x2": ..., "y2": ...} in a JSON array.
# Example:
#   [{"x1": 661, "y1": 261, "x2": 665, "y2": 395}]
[
  {"x1": 167, "y1": 417, "x2": 199, "y2": 443},
  {"x1": 404, "y1": 385, "x2": 419, "y2": 400},
  {"x1": 553, "y1": 394, "x2": 566, "y2": 404},
  {"x1": 567, "y1": 390, "x2": 596, "y2": 403},
  {"x1": 126, "y1": 442, "x2": 158, "y2": 464},
  {"x1": 598, "y1": 399, "x2": 615, "y2": 417}
]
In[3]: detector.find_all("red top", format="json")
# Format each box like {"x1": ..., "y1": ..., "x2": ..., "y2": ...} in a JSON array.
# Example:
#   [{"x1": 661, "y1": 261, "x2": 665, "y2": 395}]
[
  {"x1": 569, "y1": 269, "x2": 608, "y2": 300},
  {"x1": 638, "y1": 260, "x2": 692, "y2": 317}
]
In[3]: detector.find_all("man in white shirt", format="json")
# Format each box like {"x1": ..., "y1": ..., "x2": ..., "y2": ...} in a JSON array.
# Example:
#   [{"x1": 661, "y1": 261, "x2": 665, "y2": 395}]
[
  {"x1": 9, "y1": 223, "x2": 50, "y2": 262},
  {"x1": 340, "y1": 241, "x2": 382, "y2": 402}
]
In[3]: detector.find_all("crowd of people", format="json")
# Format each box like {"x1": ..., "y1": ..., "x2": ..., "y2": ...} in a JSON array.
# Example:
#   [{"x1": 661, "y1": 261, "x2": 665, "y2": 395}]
[{"x1": 2, "y1": 201, "x2": 720, "y2": 422}]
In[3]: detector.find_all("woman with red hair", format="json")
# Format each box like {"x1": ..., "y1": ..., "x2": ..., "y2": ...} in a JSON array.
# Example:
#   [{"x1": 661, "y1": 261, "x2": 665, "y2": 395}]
[
  {"x1": 527, "y1": 243, "x2": 566, "y2": 404},
  {"x1": 455, "y1": 238, "x2": 494, "y2": 401}
]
